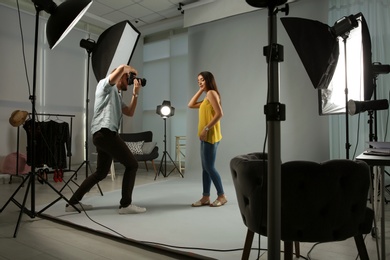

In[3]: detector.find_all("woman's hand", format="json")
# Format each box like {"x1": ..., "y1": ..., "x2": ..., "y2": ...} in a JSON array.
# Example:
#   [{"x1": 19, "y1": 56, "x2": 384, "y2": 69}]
[{"x1": 199, "y1": 129, "x2": 207, "y2": 141}]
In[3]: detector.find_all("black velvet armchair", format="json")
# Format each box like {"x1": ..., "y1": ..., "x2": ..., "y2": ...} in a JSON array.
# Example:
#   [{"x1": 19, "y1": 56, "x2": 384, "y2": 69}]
[
  {"x1": 119, "y1": 131, "x2": 159, "y2": 174},
  {"x1": 230, "y1": 152, "x2": 374, "y2": 260}
]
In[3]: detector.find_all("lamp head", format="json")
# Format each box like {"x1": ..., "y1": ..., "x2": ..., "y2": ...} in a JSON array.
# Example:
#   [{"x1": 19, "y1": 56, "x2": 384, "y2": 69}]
[
  {"x1": 372, "y1": 63, "x2": 390, "y2": 76},
  {"x1": 156, "y1": 100, "x2": 175, "y2": 118},
  {"x1": 80, "y1": 38, "x2": 96, "y2": 53},
  {"x1": 348, "y1": 99, "x2": 389, "y2": 115},
  {"x1": 331, "y1": 14, "x2": 359, "y2": 38}
]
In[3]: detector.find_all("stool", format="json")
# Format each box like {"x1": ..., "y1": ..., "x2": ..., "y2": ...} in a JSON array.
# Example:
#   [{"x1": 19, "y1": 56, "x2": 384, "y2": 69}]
[{"x1": 175, "y1": 136, "x2": 186, "y2": 173}]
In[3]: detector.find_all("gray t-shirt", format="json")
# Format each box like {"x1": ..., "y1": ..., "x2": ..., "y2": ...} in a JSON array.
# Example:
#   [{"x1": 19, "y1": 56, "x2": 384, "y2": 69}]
[{"x1": 90, "y1": 76, "x2": 125, "y2": 135}]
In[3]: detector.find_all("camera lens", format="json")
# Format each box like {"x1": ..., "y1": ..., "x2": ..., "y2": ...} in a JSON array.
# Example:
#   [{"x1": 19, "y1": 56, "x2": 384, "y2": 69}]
[{"x1": 128, "y1": 72, "x2": 147, "y2": 87}]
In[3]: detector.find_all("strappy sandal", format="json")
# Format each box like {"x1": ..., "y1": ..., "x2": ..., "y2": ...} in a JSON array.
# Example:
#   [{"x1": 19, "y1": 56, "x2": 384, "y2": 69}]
[
  {"x1": 210, "y1": 197, "x2": 227, "y2": 207},
  {"x1": 191, "y1": 200, "x2": 210, "y2": 207}
]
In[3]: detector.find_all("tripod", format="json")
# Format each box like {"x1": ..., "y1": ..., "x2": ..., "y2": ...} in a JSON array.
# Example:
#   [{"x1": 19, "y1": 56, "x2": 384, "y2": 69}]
[
  {"x1": 368, "y1": 75, "x2": 390, "y2": 203},
  {"x1": 0, "y1": 6, "x2": 76, "y2": 237},
  {"x1": 60, "y1": 43, "x2": 103, "y2": 196},
  {"x1": 155, "y1": 117, "x2": 183, "y2": 180}
]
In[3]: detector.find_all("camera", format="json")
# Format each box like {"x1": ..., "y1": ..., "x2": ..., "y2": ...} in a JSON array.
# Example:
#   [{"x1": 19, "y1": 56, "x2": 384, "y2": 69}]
[{"x1": 128, "y1": 72, "x2": 147, "y2": 87}]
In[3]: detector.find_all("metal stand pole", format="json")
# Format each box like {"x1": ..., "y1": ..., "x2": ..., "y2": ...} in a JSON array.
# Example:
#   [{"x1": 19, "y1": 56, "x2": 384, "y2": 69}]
[
  {"x1": 0, "y1": 6, "x2": 74, "y2": 237},
  {"x1": 155, "y1": 118, "x2": 183, "y2": 180},
  {"x1": 263, "y1": 4, "x2": 287, "y2": 259},
  {"x1": 342, "y1": 38, "x2": 351, "y2": 159},
  {"x1": 60, "y1": 48, "x2": 103, "y2": 195}
]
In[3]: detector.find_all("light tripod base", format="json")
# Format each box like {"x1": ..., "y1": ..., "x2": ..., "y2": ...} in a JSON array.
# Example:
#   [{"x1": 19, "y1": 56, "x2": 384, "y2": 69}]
[
  {"x1": 0, "y1": 170, "x2": 75, "y2": 237},
  {"x1": 61, "y1": 160, "x2": 103, "y2": 196},
  {"x1": 155, "y1": 151, "x2": 183, "y2": 180}
]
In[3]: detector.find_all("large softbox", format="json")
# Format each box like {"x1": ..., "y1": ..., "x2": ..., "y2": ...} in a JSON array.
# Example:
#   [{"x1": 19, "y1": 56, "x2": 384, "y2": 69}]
[{"x1": 92, "y1": 20, "x2": 141, "y2": 81}]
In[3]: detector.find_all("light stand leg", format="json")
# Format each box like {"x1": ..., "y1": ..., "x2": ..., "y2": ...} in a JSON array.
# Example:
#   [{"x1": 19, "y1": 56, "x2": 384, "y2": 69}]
[
  {"x1": 85, "y1": 50, "x2": 92, "y2": 179},
  {"x1": 155, "y1": 118, "x2": 183, "y2": 180}
]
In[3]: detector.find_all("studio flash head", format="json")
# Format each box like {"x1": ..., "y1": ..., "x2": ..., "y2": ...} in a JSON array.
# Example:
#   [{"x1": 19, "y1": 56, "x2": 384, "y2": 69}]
[{"x1": 128, "y1": 72, "x2": 147, "y2": 87}]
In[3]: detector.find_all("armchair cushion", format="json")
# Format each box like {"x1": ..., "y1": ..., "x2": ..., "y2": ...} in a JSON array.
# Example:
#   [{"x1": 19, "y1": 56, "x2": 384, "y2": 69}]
[
  {"x1": 125, "y1": 141, "x2": 144, "y2": 155},
  {"x1": 119, "y1": 131, "x2": 159, "y2": 162},
  {"x1": 142, "y1": 142, "x2": 157, "y2": 155}
]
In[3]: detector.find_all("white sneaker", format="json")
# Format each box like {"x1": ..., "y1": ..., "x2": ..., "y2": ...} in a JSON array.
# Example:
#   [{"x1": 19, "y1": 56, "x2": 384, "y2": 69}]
[
  {"x1": 65, "y1": 202, "x2": 93, "y2": 212},
  {"x1": 118, "y1": 204, "x2": 146, "y2": 214}
]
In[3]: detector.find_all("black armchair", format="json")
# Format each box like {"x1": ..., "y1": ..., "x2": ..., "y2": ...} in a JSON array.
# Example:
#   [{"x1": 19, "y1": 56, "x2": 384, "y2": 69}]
[
  {"x1": 119, "y1": 131, "x2": 159, "y2": 174},
  {"x1": 230, "y1": 152, "x2": 374, "y2": 260}
]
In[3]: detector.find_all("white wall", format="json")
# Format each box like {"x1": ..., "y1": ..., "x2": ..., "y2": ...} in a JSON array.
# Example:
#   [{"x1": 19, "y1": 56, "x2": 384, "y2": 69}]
[{"x1": 185, "y1": 0, "x2": 331, "y2": 176}]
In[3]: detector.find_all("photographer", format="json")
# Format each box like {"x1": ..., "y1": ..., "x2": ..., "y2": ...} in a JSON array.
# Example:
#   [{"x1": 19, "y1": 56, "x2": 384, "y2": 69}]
[{"x1": 66, "y1": 64, "x2": 146, "y2": 214}]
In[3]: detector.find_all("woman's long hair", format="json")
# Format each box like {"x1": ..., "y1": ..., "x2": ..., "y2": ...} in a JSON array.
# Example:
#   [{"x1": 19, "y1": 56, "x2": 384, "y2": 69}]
[{"x1": 199, "y1": 71, "x2": 221, "y2": 99}]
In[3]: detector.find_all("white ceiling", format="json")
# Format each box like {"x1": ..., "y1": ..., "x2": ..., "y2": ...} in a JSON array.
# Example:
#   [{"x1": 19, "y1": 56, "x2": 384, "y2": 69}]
[
  {"x1": 0, "y1": 0, "x2": 209, "y2": 34},
  {"x1": 82, "y1": 0, "x2": 199, "y2": 28}
]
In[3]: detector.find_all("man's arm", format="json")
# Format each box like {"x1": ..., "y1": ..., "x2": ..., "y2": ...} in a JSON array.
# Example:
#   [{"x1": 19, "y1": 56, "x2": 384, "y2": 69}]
[
  {"x1": 122, "y1": 78, "x2": 141, "y2": 116},
  {"x1": 109, "y1": 64, "x2": 137, "y2": 85}
]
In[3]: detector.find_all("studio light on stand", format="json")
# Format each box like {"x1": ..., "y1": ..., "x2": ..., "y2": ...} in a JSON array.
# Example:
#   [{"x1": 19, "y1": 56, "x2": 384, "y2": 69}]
[
  {"x1": 78, "y1": 38, "x2": 96, "y2": 180},
  {"x1": 155, "y1": 101, "x2": 183, "y2": 180},
  {"x1": 0, "y1": 0, "x2": 92, "y2": 237},
  {"x1": 62, "y1": 38, "x2": 103, "y2": 195},
  {"x1": 281, "y1": 12, "x2": 374, "y2": 159}
]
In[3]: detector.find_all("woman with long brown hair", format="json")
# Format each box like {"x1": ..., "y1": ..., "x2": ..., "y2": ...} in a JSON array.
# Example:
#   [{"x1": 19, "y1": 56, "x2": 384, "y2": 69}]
[{"x1": 188, "y1": 71, "x2": 227, "y2": 207}]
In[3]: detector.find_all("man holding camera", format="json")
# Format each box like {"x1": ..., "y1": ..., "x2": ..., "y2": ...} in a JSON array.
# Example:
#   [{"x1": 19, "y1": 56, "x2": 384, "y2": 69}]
[{"x1": 66, "y1": 64, "x2": 146, "y2": 214}]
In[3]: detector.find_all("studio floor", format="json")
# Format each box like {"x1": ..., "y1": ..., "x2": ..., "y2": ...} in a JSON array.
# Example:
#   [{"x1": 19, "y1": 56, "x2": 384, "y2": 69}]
[{"x1": 0, "y1": 164, "x2": 389, "y2": 260}]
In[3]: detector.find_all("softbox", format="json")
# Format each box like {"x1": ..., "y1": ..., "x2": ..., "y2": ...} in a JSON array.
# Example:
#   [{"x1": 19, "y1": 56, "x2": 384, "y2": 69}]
[
  {"x1": 92, "y1": 20, "x2": 141, "y2": 81},
  {"x1": 281, "y1": 17, "x2": 339, "y2": 90}
]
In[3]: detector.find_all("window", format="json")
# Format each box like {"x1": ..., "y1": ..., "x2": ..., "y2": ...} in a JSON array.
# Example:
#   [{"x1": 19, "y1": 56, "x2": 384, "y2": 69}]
[{"x1": 142, "y1": 29, "x2": 189, "y2": 158}]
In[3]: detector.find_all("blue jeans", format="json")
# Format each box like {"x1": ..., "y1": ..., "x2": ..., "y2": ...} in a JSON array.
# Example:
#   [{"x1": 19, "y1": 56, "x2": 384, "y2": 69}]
[{"x1": 200, "y1": 141, "x2": 224, "y2": 196}]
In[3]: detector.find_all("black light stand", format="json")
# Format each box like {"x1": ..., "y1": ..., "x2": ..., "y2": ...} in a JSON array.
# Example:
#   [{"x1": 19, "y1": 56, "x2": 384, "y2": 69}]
[
  {"x1": 370, "y1": 68, "x2": 390, "y2": 203},
  {"x1": 155, "y1": 101, "x2": 183, "y2": 180},
  {"x1": 246, "y1": 1, "x2": 289, "y2": 258},
  {"x1": 263, "y1": 4, "x2": 287, "y2": 259},
  {"x1": 0, "y1": 4, "x2": 84, "y2": 237},
  {"x1": 59, "y1": 39, "x2": 103, "y2": 196},
  {"x1": 156, "y1": 117, "x2": 183, "y2": 180},
  {"x1": 332, "y1": 13, "x2": 373, "y2": 159},
  {"x1": 331, "y1": 14, "x2": 360, "y2": 159},
  {"x1": 342, "y1": 36, "x2": 352, "y2": 159}
]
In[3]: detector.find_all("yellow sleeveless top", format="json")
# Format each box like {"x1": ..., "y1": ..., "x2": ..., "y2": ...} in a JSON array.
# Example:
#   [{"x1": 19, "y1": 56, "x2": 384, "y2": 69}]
[{"x1": 198, "y1": 99, "x2": 222, "y2": 144}]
